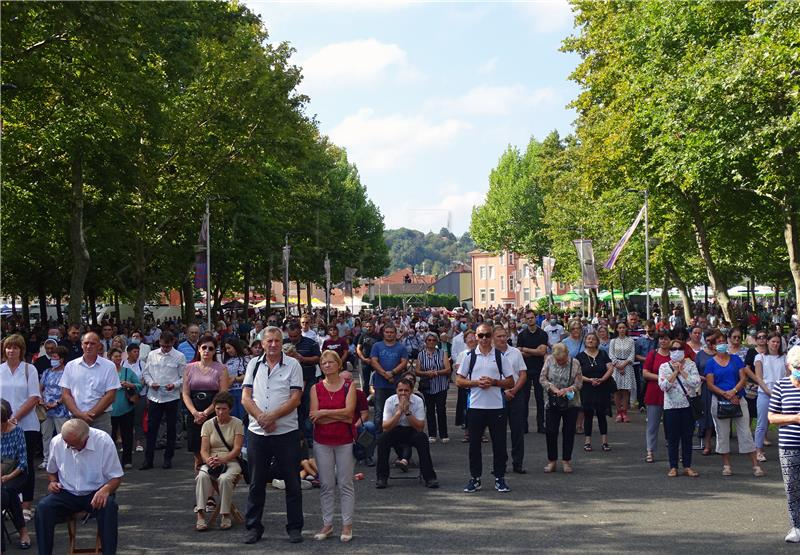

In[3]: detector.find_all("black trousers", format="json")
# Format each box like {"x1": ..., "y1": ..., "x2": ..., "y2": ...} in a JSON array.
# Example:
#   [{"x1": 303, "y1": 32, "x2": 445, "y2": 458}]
[
  {"x1": 583, "y1": 407, "x2": 608, "y2": 437},
  {"x1": 23, "y1": 430, "x2": 39, "y2": 502},
  {"x1": 144, "y1": 399, "x2": 179, "y2": 465},
  {"x1": 245, "y1": 429, "x2": 303, "y2": 536},
  {"x1": 545, "y1": 406, "x2": 579, "y2": 462},
  {"x1": 361, "y1": 363, "x2": 372, "y2": 395},
  {"x1": 423, "y1": 390, "x2": 448, "y2": 439},
  {"x1": 467, "y1": 408, "x2": 507, "y2": 479},
  {"x1": 35, "y1": 491, "x2": 118, "y2": 555},
  {"x1": 506, "y1": 390, "x2": 527, "y2": 467},
  {"x1": 111, "y1": 410, "x2": 135, "y2": 465},
  {"x1": 455, "y1": 387, "x2": 468, "y2": 427},
  {"x1": 376, "y1": 426, "x2": 436, "y2": 481},
  {"x1": 1, "y1": 473, "x2": 26, "y2": 536},
  {"x1": 529, "y1": 369, "x2": 545, "y2": 430}
]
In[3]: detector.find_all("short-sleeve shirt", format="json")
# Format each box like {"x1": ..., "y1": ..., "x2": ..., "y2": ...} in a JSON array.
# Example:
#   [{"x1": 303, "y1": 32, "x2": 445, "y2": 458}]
[
  {"x1": 284, "y1": 337, "x2": 321, "y2": 383},
  {"x1": 370, "y1": 341, "x2": 408, "y2": 390},
  {"x1": 60, "y1": 356, "x2": 121, "y2": 414},
  {"x1": 542, "y1": 324, "x2": 565, "y2": 346},
  {"x1": 769, "y1": 377, "x2": 800, "y2": 448},
  {"x1": 456, "y1": 348, "x2": 510, "y2": 410},
  {"x1": 383, "y1": 393, "x2": 425, "y2": 427},
  {"x1": 0, "y1": 362, "x2": 41, "y2": 432},
  {"x1": 200, "y1": 416, "x2": 244, "y2": 457},
  {"x1": 643, "y1": 350, "x2": 669, "y2": 406},
  {"x1": 321, "y1": 337, "x2": 349, "y2": 361},
  {"x1": 40, "y1": 369, "x2": 70, "y2": 418},
  {"x1": 501, "y1": 346, "x2": 526, "y2": 384},
  {"x1": 243, "y1": 354, "x2": 303, "y2": 436},
  {"x1": 47, "y1": 428, "x2": 124, "y2": 496},
  {"x1": 357, "y1": 333, "x2": 378, "y2": 362},
  {"x1": 705, "y1": 355, "x2": 745, "y2": 397}
]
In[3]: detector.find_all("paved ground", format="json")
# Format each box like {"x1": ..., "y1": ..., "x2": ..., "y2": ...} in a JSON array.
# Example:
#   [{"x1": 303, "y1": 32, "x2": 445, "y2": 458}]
[{"x1": 10, "y1": 398, "x2": 796, "y2": 554}]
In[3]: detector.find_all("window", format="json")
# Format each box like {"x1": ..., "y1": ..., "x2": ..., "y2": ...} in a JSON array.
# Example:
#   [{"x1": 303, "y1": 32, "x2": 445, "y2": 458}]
[
  {"x1": 509, "y1": 253, "x2": 515, "y2": 265},
  {"x1": 489, "y1": 266, "x2": 495, "y2": 279},
  {"x1": 535, "y1": 287, "x2": 541, "y2": 299},
  {"x1": 524, "y1": 266, "x2": 531, "y2": 278},
  {"x1": 480, "y1": 289, "x2": 487, "y2": 303},
  {"x1": 499, "y1": 253, "x2": 504, "y2": 266},
  {"x1": 479, "y1": 266, "x2": 486, "y2": 280},
  {"x1": 489, "y1": 289, "x2": 496, "y2": 302},
  {"x1": 509, "y1": 275, "x2": 514, "y2": 291},
  {"x1": 500, "y1": 276, "x2": 505, "y2": 291},
  {"x1": 523, "y1": 288, "x2": 531, "y2": 302}
]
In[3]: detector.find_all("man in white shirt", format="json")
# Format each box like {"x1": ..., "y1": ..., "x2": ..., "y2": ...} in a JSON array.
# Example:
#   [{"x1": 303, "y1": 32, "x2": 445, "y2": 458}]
[
  {"x1": 242, "y1": 326, "x2": 304, "y2": 545},
  {"x1": 493, "y1": 326, "x2": 529, "y2": 474},
  {"x1": 299, "y1": 316, "x2": 319, "y2": 343},
  {"x1": 375, "y1": 378, "x2": 439, "y2": 489},
  {"x1": 456, "y1": 323, "x2": 514, "y2": 494},
  {"x1": 140, "y1": 331, "x2": 186, "y2": 470},
  {"x1": 542, "y1": 315, "x2": 566, "y2": 347},
  {"x1": 59, "y1": 332, "x2": 120, "y2": 435},
  {"x1": 35, "y1": 419, "x2": 123, "y2": 555}
]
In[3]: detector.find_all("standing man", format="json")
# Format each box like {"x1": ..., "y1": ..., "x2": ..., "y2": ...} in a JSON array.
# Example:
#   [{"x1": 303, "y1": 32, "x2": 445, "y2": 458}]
[
  {"x1": 493, "y1": 326, "x2": 529, "y2": 474},
  {"x1": 299, "y1": 316, "x2": 319, "y2": 344},
  {"x1": 517, "y1": 310, "x2": 549, "y2": 434},
  {"x1": 35, "y1": 419, "x2": 123, "y2": 555},
  {"x1": 542, "y1": 315, "x2": 566, "y2": 347},
  {"x1": 242, "y1": 326, "x2": 304, "y2": 544},
  {"x1": 59, "y1": 324, "x2": 83, "y2": 362},
  {"x1": 369, "y1": 324, "x2": 408, "y2": 433},
  {"x1": 177, "y1": 325, "x2": 200, "y2": 364},
  {"x1": 99, "y1": 324, "x2": 115, "y2": 356},
  {"x1": 456, "y1": 323, "x2": 514, "y2": 494},
  {"x1": 356, "y1": 321, "x2": 378, "y2": 395},
  {"x1": 249, "y1": 320, "x2": 264, "y2": 345},
  {"x1": 284, "y1": 322, "x2": 321, "y2": 446},
  {"x1": 59, "y1": 332, "x2": 120, "y2": 435},
  {"x1": 140, "y1": 331, "x2": 186, "y2": 470}
]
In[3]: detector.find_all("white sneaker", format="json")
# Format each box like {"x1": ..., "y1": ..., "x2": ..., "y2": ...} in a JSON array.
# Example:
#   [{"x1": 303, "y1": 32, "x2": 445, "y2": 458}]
[
  {"x1": 271, "y1": 479, "x2": 286, "y2": 490},
  {"x1": 429, "y1": 437, "x2": 437, "y2": 444},
  {"x1": 785, "y1": 528, "x2": 800, "y2": 543},
  {"x1": 38, "y1": 461, "x2": 47, "y2": 470},
  {"x1": 300, "y1": 479, "x2": 312, "y2": 490},
  {"x1": 135, "y1": 445, "x2": 144, "y2": 452}
]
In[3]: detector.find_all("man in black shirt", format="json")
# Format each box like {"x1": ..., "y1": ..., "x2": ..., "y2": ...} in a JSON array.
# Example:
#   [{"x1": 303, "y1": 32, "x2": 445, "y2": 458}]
[
  {"x1": 516, "y1": 310, "x2": 549, "y2": 434},
  {"x1": 284, "y1": 323, "x2": 321, "y2": 445},
  {"x1": 59, "y1": 324, "x2": 83, "y2": 362},
  {"x1": 356, "y1": 321, "x2": 379, "y2": 394}
]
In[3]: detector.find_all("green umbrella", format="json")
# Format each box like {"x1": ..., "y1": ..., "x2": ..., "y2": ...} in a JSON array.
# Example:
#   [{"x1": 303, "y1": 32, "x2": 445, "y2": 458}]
[
  {"x1": 553, "y1": 291, "x2": 583, "y2": 302},
  {"x1": 597, "y1": 290, "x2": 625, "y2": 301}
]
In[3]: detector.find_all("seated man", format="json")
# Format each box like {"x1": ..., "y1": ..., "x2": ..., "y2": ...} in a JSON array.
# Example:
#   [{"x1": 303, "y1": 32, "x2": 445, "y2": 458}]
[
  {"x1": 35, "y1": 419, "x2": 123, "y2": 555},
  {"x1": 375, "y1": 378, "x2": 438, "y2": 489}
]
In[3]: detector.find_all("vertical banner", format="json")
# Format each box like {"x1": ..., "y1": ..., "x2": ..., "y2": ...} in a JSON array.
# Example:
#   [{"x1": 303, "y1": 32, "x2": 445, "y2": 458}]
[
  {"x1": 282, "y1": 243, "x2": 291, "y2": 313},
  {"x1": 194, "y1": 213, "x2": 208, "y2": 289},
  {"x1": 604, "y1": 204, "x2": 645, "y2": 270},
  {"x1": 344, "y1": 267, "x2": 357, "y2": 297},
  {"x1": 573, "y1": 239, "x2": 599, "y2": 288},
  {"x1": 324, "y1": 255, "x2": 331, "y2": 324},
  {"x1": 542, "y1": 256, "x2": 556, "y2": 297}
]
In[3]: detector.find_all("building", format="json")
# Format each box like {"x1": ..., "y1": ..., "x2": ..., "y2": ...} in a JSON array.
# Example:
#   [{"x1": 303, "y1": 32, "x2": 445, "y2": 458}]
[
  {"x1": 469, "y1": 249, "x2": 570, "y2": 309},
  {"x1": 433, "y1": 267, "x2": 472, "y2": 305}
]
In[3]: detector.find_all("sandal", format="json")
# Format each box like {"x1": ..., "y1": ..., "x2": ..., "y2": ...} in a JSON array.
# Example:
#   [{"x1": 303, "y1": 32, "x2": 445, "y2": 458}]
[
  {"x1": 583, "y1": 443, "x2": 593, "y2": 452},
  {"x1": 220, "y1": 515, "x2": 232, "y2": 530},
  {"x1": 667, "y1": 468, "x2": 678, "y2": 477},
  {"x1": 753, "y1": 466, "x2": 765, "y2": 477},
  {"x1": 543, "y1": 462, "x2": 557, "y2": 473},
  {"x1": 684, "y1": 468, "x2": 699, "y2": 478},
  {"x1": 722, "y1": 465, "x2": 733, "y2": 476},
  {"x1": 602, "y1": 443, "x2": 611, "y2": 452},
  {"x1": 702, "y1": 448, "x2": 712, "y2": 456},
  {"x1": 196, "y1": 516, "x2": 208, "y2": 531},
  {"x1": 645, "y1": 452, "x2": 654, "y2": 463},
  {"x1": 562, "y1": 461, "x2": 573, "y2": 474}
]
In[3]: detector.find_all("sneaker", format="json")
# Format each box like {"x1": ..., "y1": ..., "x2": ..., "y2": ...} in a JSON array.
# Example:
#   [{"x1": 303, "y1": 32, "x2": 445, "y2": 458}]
[
  {"x1": 375, "y1": 478, "x2": 388, "y2": 489},
  {"x1": 38, "y1": 461, "x2": 47, "y2": 470},
  {"x1": 429, "y1": 436, "x2": 437, "y2": 444},
  {"x1": 494, "y1": 477, "x2": 511, "y2": 493},
  {"x1": 288, "y1": 529, "x2": 303, "y2": 543},
  {"x1": 440, "y1": 437, "x2": 450, "y2": 444},
  {"x1": 300, "y1": 479, "x2": 312, "y2": 490},
  {"x1": 463, "y1": 477, "x2": 482, "y2": 493},
  {"x1": 365, "y1": 457, "x2": 375, "y2": 467},
  {"x1": 786, "y1": 528, "x2": 800, "y2": 543},
  {"x1": 135, "y1": 445, "x2": 144, "y2": 452},
  {"x1": 272, "y1": 479, "x2": 286, "y2": 490},
  {"x1": 123, "y1": 463, "x2": 133, "y2": 470},
  {"x1": 424, "y1": 479, "x2": 440, "y2": 489}
]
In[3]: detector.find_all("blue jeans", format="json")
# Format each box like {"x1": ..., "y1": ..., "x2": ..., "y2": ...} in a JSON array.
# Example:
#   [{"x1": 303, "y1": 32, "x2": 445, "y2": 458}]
[
  {"x1": 353, "y1": 421, "x2": 378, "y2": 460},
  {"x1": 35, "y1": 491, "x2": 118, "y2": 555},
  {"x1": 755, "y1": 391, "x2": 771, "y2": 449}
]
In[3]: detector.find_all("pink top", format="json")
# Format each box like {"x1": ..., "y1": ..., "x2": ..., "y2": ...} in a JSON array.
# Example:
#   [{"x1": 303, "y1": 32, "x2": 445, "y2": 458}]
[
  {"x1": 313, "y1": 381, "x2": 353, "y2": 446},
  {"x1": 186, "y1": 361, "x2": 225, "y2": 391}
]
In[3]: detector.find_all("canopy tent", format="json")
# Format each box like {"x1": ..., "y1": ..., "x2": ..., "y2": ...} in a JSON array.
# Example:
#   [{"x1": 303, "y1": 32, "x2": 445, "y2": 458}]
[
  {"x1": 252, "y1": 296, "x2": 325, "y2": 309},
  {"x1": 552, "y1": 291, "x2": 584, "y2": 302},
  {"x1": 596, "y1": 290, "x2": 626, "y2": 302}
]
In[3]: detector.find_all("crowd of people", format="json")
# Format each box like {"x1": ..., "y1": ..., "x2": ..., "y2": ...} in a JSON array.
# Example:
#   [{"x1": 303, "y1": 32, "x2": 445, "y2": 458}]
[{"x1": 2, "y1": 298, "x2": 800, "y2": 551}]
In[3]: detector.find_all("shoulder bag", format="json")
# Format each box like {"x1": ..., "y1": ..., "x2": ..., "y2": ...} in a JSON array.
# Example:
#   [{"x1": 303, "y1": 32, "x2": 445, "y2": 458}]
[
  {"x1": 24, "y1": 363, "x2": 47, "y2": 422},
  {"x1": 213, "y1": 417, "x2": 250, "y2": 483},
  {"x1": 124, "y1": 368, "x2": 140, "y2": 405},
  {"x1": 676, "y1": 376, "x2": 704, "y2": 421}
]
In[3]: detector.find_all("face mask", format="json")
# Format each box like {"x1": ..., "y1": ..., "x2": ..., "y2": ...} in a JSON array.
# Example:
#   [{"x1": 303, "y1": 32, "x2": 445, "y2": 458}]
[
  {"x1": 792, "y1": 370, "x2": 800, "y2": 380},
  {"x1": 565, "y1": 390, "x2": 575, "y2": 401},
  {"x1": 48, "y1": 335, "x2": 59, "y2": 341},
  {"x1": 50, "y1": 358, "x2": 61, "y2": 367},
  {"x1": 715, "y1": 343, "x2": 729, "y2": 354},
  {"x1": 670, "y1": 350, "x2": 685, "y2": 362},
  {"x1": 130, "y1": 339, "x2": 140, "y2": 345},
  {"x1": 520, "y1": 323, "x2": 528, "y2": 331},
  {"x1": 549, "y1": 319, "x2": 557, "y2": 326},
  {"x1": 459, "y1": 323, "x2": 467, "y2": 331}
]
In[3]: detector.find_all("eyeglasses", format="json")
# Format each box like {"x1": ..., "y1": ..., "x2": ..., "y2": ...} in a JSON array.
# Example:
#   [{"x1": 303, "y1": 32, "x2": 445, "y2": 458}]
[
  {"x1": 477, "y1": 333, "x2": 491, "y2": 339},
  {"x1": 200, "y1": 345, "x2": 214, "y2": 351},
  {"x1": 757, "y1": 335, "x2": 767, "y2": 339}
]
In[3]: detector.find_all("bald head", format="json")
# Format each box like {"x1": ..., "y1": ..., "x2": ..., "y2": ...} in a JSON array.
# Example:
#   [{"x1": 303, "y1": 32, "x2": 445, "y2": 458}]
[{"x1": 61, "y1": 418, "x2": 90, "y2": 445}]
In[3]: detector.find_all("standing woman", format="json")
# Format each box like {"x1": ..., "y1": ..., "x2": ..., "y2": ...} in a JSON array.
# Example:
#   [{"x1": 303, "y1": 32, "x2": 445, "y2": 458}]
[
  {"x1": 0, "y1": 334, "x2": 41, "y2": 521},
  {"x1": 222, "y1": 338, "x2": 248, "y2": 420},
  {"x1": 182, "y1": 336, "x2": 231, "y2": 471},
  {"x1": 610, "y1": 322, "x2": 635, "y2": 423},
  {"x1": 540, "y1": 343, "x2": 583, "y2": 474},
  {"x1": 562, "y1": 319, "x2": 585, "y2": 358},
  {"x1": 658, "y1": 339, "x2": 701, "y2": 477},
  {"x1": 642, "y1": 332, "x2": 671, "y2": 463},
  {"x1": 687, "y1": 327, "x2": 704, "y2": 355},
  {"x1": 416, "y1": 332, "x2": 452, "y2": 444},
  {"x1": 577, "y1": 333, "x2": 613, "y2": 452},
  {"x1": 309, "y1": 351, "x2": 357, "y2": 543},
  {"x1": 39, "y1": 346, "x2": 70, "y2": 468},
  {"x1": 110, "y1": 348, "x2": 141, "y2": 469},
  {"x1": 768, "y1": 346, "x2": 800, "y2": 543},
  {"x1": 706, "y1": 338, "x2": 764, "y2": 477},
  {"x1": 596, "y1": 325, "x2": 611, "y2": 354},
  {"x1": 744, "y1": 331, "x2": 769, "y2": 434},
  {"x1": 696, "y1": 331, "x2": 720, "y2": 456},
  {"x1": 754, "y1": 332, "x2": 788, "y2": 462}
]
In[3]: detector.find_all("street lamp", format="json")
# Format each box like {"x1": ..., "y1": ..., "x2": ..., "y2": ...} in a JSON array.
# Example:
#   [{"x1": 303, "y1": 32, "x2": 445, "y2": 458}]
[
  {"x1": 568, "y1": 226, "x2": 585, "y2": 316},
  {"x1": 626, "y1": 188, "x2": 650, "y2": 320}
]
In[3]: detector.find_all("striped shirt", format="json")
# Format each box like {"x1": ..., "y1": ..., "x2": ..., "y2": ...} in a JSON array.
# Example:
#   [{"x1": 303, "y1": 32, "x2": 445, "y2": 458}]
[
  {"x1": 417, "y1": 348, "x2": 449, "y2": 394},
  {"x1": 769, "y1": 377, "x2": 800, "y2": 449}
]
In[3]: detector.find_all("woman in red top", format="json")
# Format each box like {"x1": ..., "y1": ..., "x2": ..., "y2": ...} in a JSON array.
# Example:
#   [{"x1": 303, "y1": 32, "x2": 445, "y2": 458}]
[
  {"x1": 642, "y1": 331, "x2": 671, "y2": 463},
  {"x1": 310, "y1": 350, "x2": 357, "y2": 543}
]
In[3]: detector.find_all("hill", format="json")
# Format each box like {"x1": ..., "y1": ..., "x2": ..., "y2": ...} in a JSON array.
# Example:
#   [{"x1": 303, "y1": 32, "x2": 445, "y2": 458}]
[{"x1": 384, "y1": 227, "x2": 475, "y2": 277}]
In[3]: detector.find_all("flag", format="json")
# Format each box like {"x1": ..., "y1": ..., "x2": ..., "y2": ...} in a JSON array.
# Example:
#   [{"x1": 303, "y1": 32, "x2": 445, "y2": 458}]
[
  {"x1": 194, "y1": 212, "x2": 209, "y2": 289},
  {"x1": 573, "y1": 239, "x2": 599, "y2": 288},
  {"x1": 604, "y1": 205, "x2": 645, "y2": 270},
  {"x1": 541, "y1": 256, "x2": 556, "y2": 297},
  {"x1": 344, "y1": 267, "x2": 357, "y2": 297}
]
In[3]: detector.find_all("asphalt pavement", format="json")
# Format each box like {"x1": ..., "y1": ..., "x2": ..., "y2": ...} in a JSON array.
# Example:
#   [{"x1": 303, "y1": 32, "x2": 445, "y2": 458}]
[{"x1": 12, "y1": 398, "x2": 796, "y2": 554}]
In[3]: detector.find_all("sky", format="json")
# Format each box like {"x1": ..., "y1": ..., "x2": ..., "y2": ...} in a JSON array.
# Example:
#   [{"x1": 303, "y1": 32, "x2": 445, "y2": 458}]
[{"x1": 244, "y1": 0, "x2": 581, "y2": 236}]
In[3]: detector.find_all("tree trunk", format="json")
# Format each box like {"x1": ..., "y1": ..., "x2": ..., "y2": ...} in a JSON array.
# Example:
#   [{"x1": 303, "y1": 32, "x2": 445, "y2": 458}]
[
  {"x1": 243, "y1": 261, "x2": 251, "y2": 323},
  {"x1": 38, "y1": 283, "x2": 49, "y2": 328},
  {"x1": 686, "y1": 200, "x2": 732, "y2": 322},
  {"x1": 784, "y1": 194, "x2": 800, "y2": 307},
  {"x1": 21, "y1": 291, "x2": 30, "y2": 331},
  {"x1": 664, "y1": 260, "x2": 693, "y2": 325},
  {"x1": 660, "y1": 272, "x2": 670, "y2": 319},
  {"x1": 265, "y1": 258, "x2": 272, "y2": 314},
  {"x1": 67, "y1": 150, "x2": 90, "y2": 325},
  {"x1": 748, "y1": 276, "x2": 756, "y2": 311},
  {"x1": 181, "y1": 278, "x2": 194, "y2": 324},
  {"x1": 588, "y1": 288, "x2": 597, "y2": 317},
  {"x1": 609, "y1": 284, "x2": 616, "y2": 317},
  {"x1": 306, "y1": 282, "x2": 313, "y2": 314},
  {"x1": 11, "y1": 296, "x2": 16, "y2": 316},
  {"x1": 55, "y1": 293, "x2": 63, "y2": 323},
  {"x1": 88, "y1": 288, "x2": 97, "y2": 325}
]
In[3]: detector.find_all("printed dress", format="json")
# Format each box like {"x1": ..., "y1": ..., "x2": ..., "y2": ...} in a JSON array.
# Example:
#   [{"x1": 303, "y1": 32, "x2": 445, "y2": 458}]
[{"x1": 610, "y1": 336, "x2": 636, "y2": 391}]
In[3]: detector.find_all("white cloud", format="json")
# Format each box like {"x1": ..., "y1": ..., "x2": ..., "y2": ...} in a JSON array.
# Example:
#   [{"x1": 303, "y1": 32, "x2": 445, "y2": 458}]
[
  {"x1": 478, "y1": 57, "x2": 498, "y2": 74},
  {"x1": 329, "y1": 108, "x2": 471, "y2": 171},
  {"x1": 427, "y1": 84, "x2": 557, "y2": 117},
  {"x1": 517, "y1": 0, "x2": 574, "y2": 34},
  {"x1": 299, "y1": 39, "x2": 419, "y2": 93},
  {"x1": 383, "y1": 183, "x2": 484, "y2": 234}
]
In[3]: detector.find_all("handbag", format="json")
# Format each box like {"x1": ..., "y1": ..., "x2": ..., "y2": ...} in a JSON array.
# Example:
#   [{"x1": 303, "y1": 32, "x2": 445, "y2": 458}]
[
  {"x1": 716, "y1": 398, "x2": 743, "y2": 419},
  {"x1": 123, "y1": 368, "x2": 140, "y2": 405},
  {"x1": 355, "y1": 418, "x2": 376, "y2": 451},
  {"x1": 35, "y1": 403, "x2": 48, "y2": 423},
  {"x1": 676, "y1": 377, "x2": 704, "y2": 421},
  {"x1": 213, "y1": 417, "x2": 249, "y2": 484},
  {"x1": 206, "y1": 462, "x2": 227, "y2": 478},
  {"x1": 1, "y1": 457, "x2": 17, "y2": 475},
  {"x1": 548, "y1": 394, "x2": 569, "y2": 411}
]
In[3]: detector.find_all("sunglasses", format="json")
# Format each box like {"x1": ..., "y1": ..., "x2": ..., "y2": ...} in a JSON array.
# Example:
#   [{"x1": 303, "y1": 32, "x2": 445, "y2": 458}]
[
  {"x1": 669, "y1": 347, "x2": 683, "y2": 352},
  {"x1": 477, "y1": 333, "x2": 491, "y2": 339},
  {"x1": 757, "y1": 335, "x2": 767, "y2": 339},
  {"x1": 200, "y1": 345, "x2": 215, "y2": 351}
]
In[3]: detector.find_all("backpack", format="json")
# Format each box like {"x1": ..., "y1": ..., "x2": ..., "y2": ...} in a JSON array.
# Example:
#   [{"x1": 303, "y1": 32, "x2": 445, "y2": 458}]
[{"x1": 466, "y1": 349, "x2": 505, "y2": 380}]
